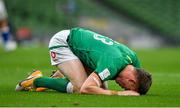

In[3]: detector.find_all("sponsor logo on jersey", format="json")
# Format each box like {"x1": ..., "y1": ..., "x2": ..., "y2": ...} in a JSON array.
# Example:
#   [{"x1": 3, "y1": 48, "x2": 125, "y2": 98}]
[{"x1": 99, "y1": 68, "x2": 110, "y2": 80}]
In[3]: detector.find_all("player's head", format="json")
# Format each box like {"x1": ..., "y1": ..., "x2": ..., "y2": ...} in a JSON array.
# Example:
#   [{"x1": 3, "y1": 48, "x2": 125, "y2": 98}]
[{"x1": 115, "y1": 65, "x2": 152, "y2": 95}]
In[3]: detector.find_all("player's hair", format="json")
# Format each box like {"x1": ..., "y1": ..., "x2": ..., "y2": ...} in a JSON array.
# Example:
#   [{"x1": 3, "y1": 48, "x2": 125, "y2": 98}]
[{"x1": 136, "y1": 68, "x2": 152, "y2": 95}]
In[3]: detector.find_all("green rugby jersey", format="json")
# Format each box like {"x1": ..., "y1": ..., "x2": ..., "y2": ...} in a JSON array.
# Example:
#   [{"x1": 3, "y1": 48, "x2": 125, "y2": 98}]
[{"x1": 68, "y1": 28, "x2": 141, "y2": 81}]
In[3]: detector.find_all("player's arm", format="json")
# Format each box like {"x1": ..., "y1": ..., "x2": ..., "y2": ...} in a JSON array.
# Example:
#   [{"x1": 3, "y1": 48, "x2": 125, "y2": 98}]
[
  {"x1": 83, "y1": 66, "x2": 108, "y2": 89},
  {"x1": 80, "y1": 72, "x2": 139, "y2": 96}
]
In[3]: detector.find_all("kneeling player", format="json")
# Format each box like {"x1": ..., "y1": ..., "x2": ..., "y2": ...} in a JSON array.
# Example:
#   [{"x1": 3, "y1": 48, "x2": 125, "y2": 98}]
[{"x1": 15, "y1": 28, "x2": 152, "y2": 96}]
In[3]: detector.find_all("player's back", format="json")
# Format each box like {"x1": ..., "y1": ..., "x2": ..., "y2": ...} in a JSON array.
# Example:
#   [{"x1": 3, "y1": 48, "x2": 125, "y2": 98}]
[{"x1": 68, "y1": 28, "x2": 140, "y2": 71}]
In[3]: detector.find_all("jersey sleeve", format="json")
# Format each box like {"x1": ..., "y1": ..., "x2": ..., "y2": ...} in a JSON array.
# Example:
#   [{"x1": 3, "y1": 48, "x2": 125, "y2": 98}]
[
  {"x1": 133, "y1": 54, "x2": 141, "y2": 68},
  {"x1": 94, "y1": 56, "x2": 124, "y2": 81},
  {"x1": 134, "y1": 58, "x2": 141, "y2": 68}
]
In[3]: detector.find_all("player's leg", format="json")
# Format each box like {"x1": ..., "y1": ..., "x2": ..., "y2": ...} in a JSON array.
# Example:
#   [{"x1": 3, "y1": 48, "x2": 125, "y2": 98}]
[
  {"x1": 34, "y1": 77, "x2": 73, "y2": 93},
  {"x1": 56, "y1": 59, "x2": 87, "y2": 92},
  {"x1": 50, "y1": 70, "x2": 65, "y2": 78},
  {"x1": 35, "y1": 70, "x2": 65, "y2": 92},
  {"x1": 15, "y1": 70, "x2": 69, "y2": 92},
  {"x1": 16, "y1": 30, "x2": 87, "y2": 93},
  {"x1": 33, "y1": 59, "x2": 87, "y2": 93},
  {"x1": 33, "y1": 30, "x2": 87, "y2": 93},
  {"x1": 35, "y1": 66, "x2": 92, "y2": 92}
]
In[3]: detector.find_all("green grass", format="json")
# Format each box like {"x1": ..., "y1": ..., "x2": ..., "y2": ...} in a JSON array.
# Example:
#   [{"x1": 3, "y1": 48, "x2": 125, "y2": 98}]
[{"x1": 0, "y1": 46, "x2": 180, "y2": 107}]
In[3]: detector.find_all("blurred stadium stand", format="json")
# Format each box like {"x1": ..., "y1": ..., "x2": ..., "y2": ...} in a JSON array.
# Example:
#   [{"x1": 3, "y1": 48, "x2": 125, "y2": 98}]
[
  {"x1": 99, "y1": 0, "x2": 180, "y2": 44},
  {"x1": 4, "y1": 0, "x2": 180, "y2": 47},
  {"x1": 5, "y1": 0, "x2": 77, "y2": 34}
]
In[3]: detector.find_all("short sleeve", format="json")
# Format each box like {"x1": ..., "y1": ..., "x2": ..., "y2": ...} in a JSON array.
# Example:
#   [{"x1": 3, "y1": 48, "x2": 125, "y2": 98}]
[
  {"x1": 95, "y1": 56, "x2": 124, "y2": 81},
  {"x1": 133, "y1": 56, "x2": 141, "y2": 68}
]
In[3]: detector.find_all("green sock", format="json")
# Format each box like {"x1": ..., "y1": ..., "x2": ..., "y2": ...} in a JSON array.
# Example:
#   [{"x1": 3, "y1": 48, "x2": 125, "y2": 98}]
[{"x1": 33, "y1": 77, "x2": 73, "y2": 93}]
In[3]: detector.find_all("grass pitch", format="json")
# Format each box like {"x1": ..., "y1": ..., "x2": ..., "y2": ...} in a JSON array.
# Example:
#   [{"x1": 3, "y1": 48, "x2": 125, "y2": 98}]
[{"x1": 0, "y1": 46, "x2": 180, "y2": 107}]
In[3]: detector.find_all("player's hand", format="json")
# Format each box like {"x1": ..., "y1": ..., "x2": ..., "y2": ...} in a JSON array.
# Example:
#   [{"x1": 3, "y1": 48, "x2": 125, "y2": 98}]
[{"x1": 118, "y1": 90, "x2": 140, "y2": 96}]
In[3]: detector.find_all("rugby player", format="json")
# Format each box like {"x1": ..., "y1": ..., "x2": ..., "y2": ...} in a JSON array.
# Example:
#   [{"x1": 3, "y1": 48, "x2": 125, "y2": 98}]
[
  {"x1": 15, "y1": 27, "x2": 152, "y2": 96},
  {"x1": 0, "y1": 0, "x2": 16, "y2": 51}
]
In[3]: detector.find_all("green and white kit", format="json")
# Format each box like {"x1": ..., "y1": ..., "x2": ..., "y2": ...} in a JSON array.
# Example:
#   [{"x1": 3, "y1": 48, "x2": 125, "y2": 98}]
[
  {"x1": 49, "y1": 30, "x2": 79, "y2": 66},
  {"x1": 49, "y1": 28, "x2": 141, "y2": 81}
]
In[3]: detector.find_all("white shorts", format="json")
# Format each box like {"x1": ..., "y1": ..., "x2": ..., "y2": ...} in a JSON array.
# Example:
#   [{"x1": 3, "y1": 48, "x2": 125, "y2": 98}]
[
  {"x1": 0, "y1": 0, "x2": 7, "y2": 20},
  {"x1": 49, "y1": 30, "x2": 79, "y2": 66}
]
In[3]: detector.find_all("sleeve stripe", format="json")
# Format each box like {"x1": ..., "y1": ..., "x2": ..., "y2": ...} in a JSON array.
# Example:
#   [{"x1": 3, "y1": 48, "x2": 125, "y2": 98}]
[{"x1": 127, "y1": 55, "x2": 133, "y2": 64}]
